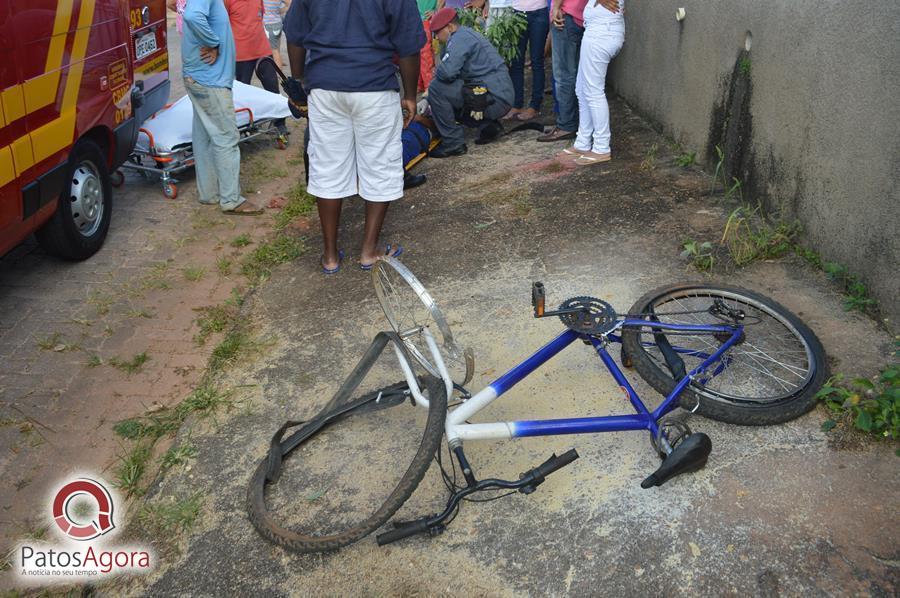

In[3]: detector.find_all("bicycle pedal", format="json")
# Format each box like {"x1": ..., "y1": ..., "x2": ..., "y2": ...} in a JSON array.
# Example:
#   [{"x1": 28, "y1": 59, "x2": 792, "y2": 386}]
[{"x1": 641, "y1": 433, "x2": 711, "y2": 489}]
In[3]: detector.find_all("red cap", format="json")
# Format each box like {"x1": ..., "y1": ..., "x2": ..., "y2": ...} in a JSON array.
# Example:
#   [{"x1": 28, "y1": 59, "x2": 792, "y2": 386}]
[{"x1": 429, "y1": 7, "x2": 457, "y2": 33}]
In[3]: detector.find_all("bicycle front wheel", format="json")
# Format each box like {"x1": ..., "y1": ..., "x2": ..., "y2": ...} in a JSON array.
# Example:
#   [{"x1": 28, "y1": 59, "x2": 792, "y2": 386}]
[{"x1": 621, "y1": 283, "x2": 826, "y2": 425}]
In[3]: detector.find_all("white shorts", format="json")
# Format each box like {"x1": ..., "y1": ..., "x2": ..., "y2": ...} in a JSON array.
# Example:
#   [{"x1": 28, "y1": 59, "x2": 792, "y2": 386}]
[{"x1": 307, "y1": 89, "x2": 404, "y2": 202}]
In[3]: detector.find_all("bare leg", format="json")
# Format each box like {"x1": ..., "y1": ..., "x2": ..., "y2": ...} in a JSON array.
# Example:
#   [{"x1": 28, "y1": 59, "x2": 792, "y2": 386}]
[
  {"x1": 272, "y1": 48, "x2": 283, "y2": 68},
  {"x1": 317, "y1": 198, "x2": 343, "y2": 269},
  {"x1": 359, "y1": 201, "x2": 391, "y2": 267}
]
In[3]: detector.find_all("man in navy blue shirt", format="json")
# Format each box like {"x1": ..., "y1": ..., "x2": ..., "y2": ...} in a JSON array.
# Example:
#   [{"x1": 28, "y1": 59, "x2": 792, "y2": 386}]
[{"x1": 284, "y1": 0, "x2": 425, "y2": 273}]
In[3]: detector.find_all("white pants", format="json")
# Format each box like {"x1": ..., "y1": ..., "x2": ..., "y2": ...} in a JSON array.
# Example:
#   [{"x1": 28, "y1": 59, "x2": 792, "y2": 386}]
[
  {"x1": 574, "y1": 26, "x2": 624, "y2": 154},
  {"x1": 307, "y1": 89, "x2": 404, "y2": 202}
]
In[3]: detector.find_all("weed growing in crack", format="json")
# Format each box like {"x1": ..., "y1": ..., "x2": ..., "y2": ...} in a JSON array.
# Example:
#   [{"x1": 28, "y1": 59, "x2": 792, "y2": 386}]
[
  {"x1": 275, "y1": 183, "x2": 317, "y2": 230},
  {"x1": 114, "y1": 443, "x2": 152, "y2": 497},
  {"x1": 676, "y1": 152, "x2": 696, "y2": 167},
  {"x1": 681, "y1": 239, "x2": 715, "y2": 271},
  {"x1": 241, "y1": 233, "x2": 306, "y2": 283},
  {"x1": 230, "y1": 233, "x2": 252, "y2": 248},
  {"x1": 160, "y1": 443, "x2": 198, "y2": 469},
  {"x1": 182, "y1": 266, "x2": 206, "y2": 281},
  {"x1": 138, "y1": 493, "x2": 204, "y2": 534},
  {"x1": 109, "y1": 352, "x2": 150, "y2": 375},
  {"x1": 640, "y1": 143, "x2": 658, "y2": 171}
]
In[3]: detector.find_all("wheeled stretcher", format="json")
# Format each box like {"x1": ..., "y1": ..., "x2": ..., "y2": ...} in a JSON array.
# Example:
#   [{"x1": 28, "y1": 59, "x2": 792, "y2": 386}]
[{"x1": 115, "y1": 81, "x2": 292, "y2": 199}]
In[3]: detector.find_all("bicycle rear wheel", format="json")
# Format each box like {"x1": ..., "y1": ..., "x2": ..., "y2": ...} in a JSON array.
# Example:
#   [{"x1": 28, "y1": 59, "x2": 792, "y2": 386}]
[
  {"x1": 247, "y1": 335, "x2": 448, "y2": 553},
  {"x1": 372, "y1": 257, "x2": 474, "y2": 386},
  {"x1": 621, "y1": 283, "x2": 826, "y2": 425}
]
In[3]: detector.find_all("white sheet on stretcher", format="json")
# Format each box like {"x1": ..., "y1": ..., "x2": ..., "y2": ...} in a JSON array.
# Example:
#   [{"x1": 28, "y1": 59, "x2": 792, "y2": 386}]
[{"x1": 135, "y1": 81, "x2": 292, "y2": 154}]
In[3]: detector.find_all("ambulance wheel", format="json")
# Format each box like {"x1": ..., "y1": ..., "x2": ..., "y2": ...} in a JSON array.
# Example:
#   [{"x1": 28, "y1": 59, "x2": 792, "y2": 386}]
[
  {"x1": 163, "y1": 182, "x2": 177, "y2": 199},
  {"x1": 110, "y1": 169, "x2": 125, "y2": 188},
  {"x1": 35, "y1": 140, "x2": 112, "y2": 261}
]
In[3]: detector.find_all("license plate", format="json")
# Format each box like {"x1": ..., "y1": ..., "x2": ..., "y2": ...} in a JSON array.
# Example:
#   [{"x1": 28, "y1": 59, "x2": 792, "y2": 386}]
[{"x1": 135, "y1": 32, "x2": 158, "y2": 61}]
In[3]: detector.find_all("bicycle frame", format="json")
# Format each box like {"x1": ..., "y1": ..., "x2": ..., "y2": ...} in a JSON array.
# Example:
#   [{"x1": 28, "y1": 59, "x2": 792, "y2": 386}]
[{"x1": 393, "y1": 319, "x2": 744, "y2": 448}]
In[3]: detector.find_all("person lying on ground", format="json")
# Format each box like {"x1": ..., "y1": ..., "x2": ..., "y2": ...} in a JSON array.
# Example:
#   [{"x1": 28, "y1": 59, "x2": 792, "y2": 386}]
[{"x1": 426, "y1": 7, "x2": 515, "y2": 158}]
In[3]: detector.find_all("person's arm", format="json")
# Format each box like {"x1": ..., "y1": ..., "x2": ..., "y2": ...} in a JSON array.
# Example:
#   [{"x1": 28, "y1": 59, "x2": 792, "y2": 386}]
[
  {"x1": 397, "y1": 55, "x2": 419, "y2": 127},
  {"x1": 283, "y1": 0, "x2": 307, "y2": 80},
  {"x1": 595, "y1": 0, "x2": 620, "y2": 13},
  {"x1": 386, "y1": 0, "x2": 426, "y2": 126},
  {"x1": 288, "y1": 45, "x2": 306, "y2": 80},
  {"x1": 550, "y1": 0, "x2": 564, "y2": 29},
  {"x1": 281, "y1": 0, "x2": 292, "y2": 16},
  {"x1": 183, "y1": 0, "x2": 221, "y2": 48},
  {"x1": 435, "y1": 36, "x2": 469, "y2": 82},
  {"x1": 166, "y1": 0, "x2": 177, "y2": 13}
]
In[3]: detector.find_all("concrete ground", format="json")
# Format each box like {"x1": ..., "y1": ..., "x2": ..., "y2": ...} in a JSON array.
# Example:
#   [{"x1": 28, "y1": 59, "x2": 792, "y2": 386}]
[
  {"x1": 3, "y1": 16, "x2": 897, "y2": 596},
  {"x1": 0, "y1": 15, "x2": 299, "y2": 577},
  {"x1": 112, "y1": 96, "x2": 897, "y2": 595}
]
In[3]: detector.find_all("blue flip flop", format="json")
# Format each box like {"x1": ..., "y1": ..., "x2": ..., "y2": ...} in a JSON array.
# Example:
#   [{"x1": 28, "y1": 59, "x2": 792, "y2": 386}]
[
  {"x1": 360, "y1": 244, "x2": 403, "y2": 271},
  {"x1": 322, "y1": 249, "x2": 344, "y2": 275}
]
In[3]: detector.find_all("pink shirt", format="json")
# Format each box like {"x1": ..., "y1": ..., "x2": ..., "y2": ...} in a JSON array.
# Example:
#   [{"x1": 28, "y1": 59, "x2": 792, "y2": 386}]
[{"x1": 561, "y1": 0, "x2": 588, "y2": 27}]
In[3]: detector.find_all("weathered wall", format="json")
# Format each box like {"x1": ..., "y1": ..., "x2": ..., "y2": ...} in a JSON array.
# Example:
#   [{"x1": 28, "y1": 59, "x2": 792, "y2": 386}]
[{"x1": 608, "y1": 1, "x2": 899, "y2": 323}]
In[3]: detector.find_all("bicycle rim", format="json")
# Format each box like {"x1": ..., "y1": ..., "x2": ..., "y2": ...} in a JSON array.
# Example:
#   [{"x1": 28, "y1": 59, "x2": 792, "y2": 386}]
[
  {"x1": 627, "y1": 286, "x2": 817, "y2": 404},
  {"x1": 372, "y1": 257, "x2": 473, "y2": 386}
]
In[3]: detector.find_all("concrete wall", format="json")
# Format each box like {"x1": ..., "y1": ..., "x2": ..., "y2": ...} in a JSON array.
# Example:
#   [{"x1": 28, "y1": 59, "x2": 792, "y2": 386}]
[{"x1": 608, "y1": 1, "x2": 899, "y2": 323}]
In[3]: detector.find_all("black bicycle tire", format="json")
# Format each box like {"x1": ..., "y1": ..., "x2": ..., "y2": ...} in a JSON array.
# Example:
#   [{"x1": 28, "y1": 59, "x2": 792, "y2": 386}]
[
  {"x1": 247, "y1": 373, "x2": 448, "y2": 553},
  {"x1": 621, "y1": 283, "x2": 827, "y2": 426}
]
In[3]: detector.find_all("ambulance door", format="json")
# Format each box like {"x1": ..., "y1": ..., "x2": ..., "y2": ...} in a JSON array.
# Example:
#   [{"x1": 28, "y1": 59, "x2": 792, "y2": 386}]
[{"x1": 0, "y1": 0, "x2": 25, "y2": 250}]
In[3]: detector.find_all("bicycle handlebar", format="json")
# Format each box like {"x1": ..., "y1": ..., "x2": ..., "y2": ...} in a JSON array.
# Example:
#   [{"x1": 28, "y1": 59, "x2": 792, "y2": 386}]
[
  {"x1": 534, "y1": 449, "x2": 579, "y2": 479},
  {"x1": 376, "y1": 518, "x2": 431, "y2": 546}
]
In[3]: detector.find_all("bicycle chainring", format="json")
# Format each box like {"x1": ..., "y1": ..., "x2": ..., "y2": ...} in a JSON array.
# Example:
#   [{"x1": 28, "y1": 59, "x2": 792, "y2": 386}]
[{"x1": 557, "y1": 296, "x2": 618, "y2": 336}]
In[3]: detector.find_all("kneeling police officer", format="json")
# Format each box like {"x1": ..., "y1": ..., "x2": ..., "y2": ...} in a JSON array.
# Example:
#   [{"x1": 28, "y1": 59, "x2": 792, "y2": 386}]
[{"x1": 427, "y1": 8, "x2": 515, "y2": 158}]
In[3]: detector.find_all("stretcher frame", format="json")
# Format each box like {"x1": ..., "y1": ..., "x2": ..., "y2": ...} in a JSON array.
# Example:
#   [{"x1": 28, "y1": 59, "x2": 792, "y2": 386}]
[{"x1": 115, "y1": 105, "x2": 287, "y2": 200}]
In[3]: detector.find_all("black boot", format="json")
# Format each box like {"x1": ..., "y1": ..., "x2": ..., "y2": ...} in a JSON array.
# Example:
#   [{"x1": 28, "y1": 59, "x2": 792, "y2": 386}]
[
  {"x1": 430, "y1": 143, "x2": 468, "y2": 158},
  {"x1": 403, "y1": 172, "x2": 427, "y2": 189},
  {"x1": 475, "y1": 120, "x2": 504, "y2": 145}
]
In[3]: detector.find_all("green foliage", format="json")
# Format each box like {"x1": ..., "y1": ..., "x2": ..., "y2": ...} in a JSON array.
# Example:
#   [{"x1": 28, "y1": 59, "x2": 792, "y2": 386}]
[
  {"x1": 721, "y1": 206, "x2": 800, "y2": 266},
  {"x1": 793, "y1": 244, "x2": 823, "y2": 269},
  {"x1": 114, "y1": 443, "x2": 152, "y2": 497},
  {"x1": 109, "y1": 352, "x2": 150, "y2": 375},
  {"x1": 676, "y1": 152, "x2": 696, "y2": 167},
  {"x1": 484, "y1": 10, "x2": 528, "y2": 64},
  {"x1": 230, "y1": 233, "x2": 252, "y2": 248},
  {"x1": 138, "y1": 493, "x2": 203, "y2": 533},
  {"x1": 182, "y1": 266, "x2": 206, "y2": 281},
  {"x1": 241, "y1": 233, "x2": 306, "y2": 283},
  {"x1": 681, "y1": 239, "x2": 715, "y2": 271},
  {"x1": 161, "y1": 443, "x2": 197, "y2": 469},
  {"x1": 818, "y1": 351, "x2": 900, "y2": 443},
  {"x1": 640, "y1": 143, "x2": 658, "y2": 171},
  {"x1": 823, "y1": 262, "x2": 879, "y2": 313},
  {"x1": 275, "y1": 183, "x2": 317, "y2": 230},
  {"x1": 194, "y1": 303, "x2": 238, "y2": 345},
  {"x1": 739, "y1": 57, "x2": 752, "y2": 75},
  {"x1": 455, "y1": 7, "x2": 483, "y2": 29},
  {"x1": 113, "y1": 382, "x2": 231, "y2": 443}
]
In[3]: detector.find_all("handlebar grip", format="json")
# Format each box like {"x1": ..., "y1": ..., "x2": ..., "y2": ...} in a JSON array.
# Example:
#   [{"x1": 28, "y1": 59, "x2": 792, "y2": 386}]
[
  {"x1": 535, "y1": 449, "x2": 579, "y2": 478},
  {"x1": 376, "y1": 519, "x2": 429, "y2": 546}
]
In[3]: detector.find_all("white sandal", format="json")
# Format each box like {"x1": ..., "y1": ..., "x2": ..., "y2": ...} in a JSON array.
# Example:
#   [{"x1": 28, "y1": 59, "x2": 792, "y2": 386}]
[{"x1": 574, "y1": 151, "x2": 612, "y2": 165}]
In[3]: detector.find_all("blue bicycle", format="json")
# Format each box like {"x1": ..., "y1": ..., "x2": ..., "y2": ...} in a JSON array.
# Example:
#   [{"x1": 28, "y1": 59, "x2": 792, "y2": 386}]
[{"x1": 249, "y1": 258, "x2": 826, "y2": 552}]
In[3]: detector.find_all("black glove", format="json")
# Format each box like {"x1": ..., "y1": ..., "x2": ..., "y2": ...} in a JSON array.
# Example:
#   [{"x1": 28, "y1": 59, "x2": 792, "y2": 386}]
[
  {"x1": 282, "y1": 76, "x2": 308, "y2": 119},
  {"x1": 462, "y1": 85, "x2": 490, "y2": 121}
]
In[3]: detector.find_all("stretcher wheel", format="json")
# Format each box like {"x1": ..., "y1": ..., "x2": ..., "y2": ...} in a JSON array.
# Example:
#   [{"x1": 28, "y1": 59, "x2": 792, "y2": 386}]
[
  {"x1": 163, "y1": 182, "x2": 178, "y2": 199},
  {"x1": 110, "y1": 169, "x2": 125, "y2": 188}
]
